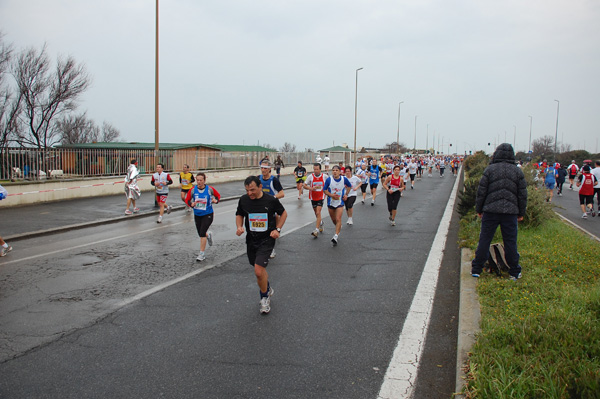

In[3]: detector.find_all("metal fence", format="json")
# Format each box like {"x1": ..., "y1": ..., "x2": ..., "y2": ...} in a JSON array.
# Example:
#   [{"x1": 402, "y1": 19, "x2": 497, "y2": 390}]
[{"x1": 0, "y1": 147, "x2": 318, "y2": 181}]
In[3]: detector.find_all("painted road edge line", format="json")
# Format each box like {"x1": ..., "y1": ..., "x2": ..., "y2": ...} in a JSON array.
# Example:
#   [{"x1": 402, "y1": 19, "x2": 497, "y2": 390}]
[
  {"x1": 378, "y1": 168, "x2": 461, "y2": 399},
  {"x1": 555, "y1": 212, "x2": 600, "y2": 243}
]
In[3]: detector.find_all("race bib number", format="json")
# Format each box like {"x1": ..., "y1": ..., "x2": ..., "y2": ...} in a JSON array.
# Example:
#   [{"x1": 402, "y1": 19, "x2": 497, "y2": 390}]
[
  {"x1": 194, "y1": 197, "x2": 207, "y2": 210},
  {"x1": 249, "y1": 213, "x2": 268, "y2": 232},
  {"x1": 390, "y1": 186, "x2": 400, "y2": 192},
  {"x1": 312, "y1": 181, "x2": 324, "y2": 191},
  {"x1": 182, "y1": 179, "x2": 190, "y2": 185}
]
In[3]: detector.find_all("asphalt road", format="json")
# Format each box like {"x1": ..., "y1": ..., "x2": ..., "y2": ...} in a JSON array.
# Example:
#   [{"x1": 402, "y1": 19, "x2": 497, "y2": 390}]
[
  {"x1": 0, "y1": 173, "x2": 462, "y2": 398},
  {"x1": 550, "y1": 183, "x2": 600, "y2": 239}
]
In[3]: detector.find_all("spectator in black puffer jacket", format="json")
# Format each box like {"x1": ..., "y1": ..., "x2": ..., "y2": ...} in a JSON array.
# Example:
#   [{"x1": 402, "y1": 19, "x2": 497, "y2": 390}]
[{"x1": 471, "y1": 143, "x2": 528, "y2": 280}]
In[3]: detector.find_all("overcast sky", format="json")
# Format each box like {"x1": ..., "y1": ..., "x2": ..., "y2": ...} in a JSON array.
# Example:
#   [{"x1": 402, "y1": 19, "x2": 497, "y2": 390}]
[{"x1": 1, "y1": 0, "x2": 599, "y2": 154}]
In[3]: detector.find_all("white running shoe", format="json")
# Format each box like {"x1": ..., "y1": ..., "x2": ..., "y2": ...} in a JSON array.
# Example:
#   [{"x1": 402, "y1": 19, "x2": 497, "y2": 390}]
[
  {"x1": 196, "y1": 252, "x2": 206, "y2": 262},
  {"x1": 124, "y1": 209, "x2": 133, "y2": 215},
  {"x1": 207, "y1": 231, "x2": 213, "y2": 247},
  {"x1": 311, "y1": 229, "x2": 319, "y2": 237},
  {"x1": 0, "y1": 246, "x2": 12, "y2": 257},
  {"x1": 361, "y1": 199, "x2": 365, "y2": 204},
  {"x1": 347, "y1": 218, "x2": 353, "y2": 225},
  {"x1": 391, "y1": 220, "x2": 396, "y2": 226},
  {"x1": 166, "y1": 205, "x2": 172, "y2": 214},
  {"x1": 582, "y1": 213, "x2": 588, "y2": 219},
  {"x1": 133, "y1": 207, "x2": 140, "y2": 213},
  {"x1": 331, "y1": 234, "x2": 338, "y2": 246},
  {"x1": 260, "y1": 297, "x2": 271, "y2": 314},
  {"x1": 270, "y1": 249, "x2": 276, "y2": 259},
  {"x1": 371, "y1": 200, "x2": 375, "y2": 206},
  {"x1": 157, "y1": 215, "x2": 163, "y2": 223}
]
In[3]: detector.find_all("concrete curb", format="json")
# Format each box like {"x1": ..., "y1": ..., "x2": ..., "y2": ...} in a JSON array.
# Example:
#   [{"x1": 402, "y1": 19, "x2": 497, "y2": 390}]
[
  {"x1": 454, "y1": 247, "x2": 480, "y2": 398},
  {"x1": 4, "y1": 186, "x2": 296, "y2": 242}
]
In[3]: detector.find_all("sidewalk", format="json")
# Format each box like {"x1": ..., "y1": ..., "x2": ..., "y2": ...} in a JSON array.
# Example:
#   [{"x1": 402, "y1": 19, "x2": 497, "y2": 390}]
[{"x1": 1, "y1": 175, "x2": 297, "y2": 241}]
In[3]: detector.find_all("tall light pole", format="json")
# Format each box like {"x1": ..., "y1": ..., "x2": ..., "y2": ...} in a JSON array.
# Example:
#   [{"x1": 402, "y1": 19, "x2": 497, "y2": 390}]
[
  {"x1": 353, "y1": 67, "x2": 363, "y2": 165},
  {"x1": 426, "y1": 124, "x2": 429, "y2": 152},
  {"x1": 414, "y1": 115, "x2": 417, "y2": 153},
  {"x1": 528, "y1": 115, "x2": 532, "y2": 154},
  {"x1": 397, "y1": 101, "x2": 403, "y2": 154},
  {"x1": 155, "y1": 0, "x2": 160, "y2": 166},
  {"x1": 554, "y1": 99, "x2": 560, "y2": 160}
]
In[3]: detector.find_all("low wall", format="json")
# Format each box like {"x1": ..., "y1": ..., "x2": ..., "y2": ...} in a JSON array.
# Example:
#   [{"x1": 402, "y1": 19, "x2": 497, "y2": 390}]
[{"x1": 1, "y1": 167, "x2": 295, "y2": 207}]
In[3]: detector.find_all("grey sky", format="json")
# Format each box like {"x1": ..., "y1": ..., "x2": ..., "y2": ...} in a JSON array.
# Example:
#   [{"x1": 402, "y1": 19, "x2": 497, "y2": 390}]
[{"x1": 2, "y1": 0, "x2": 599, "y2": 154}]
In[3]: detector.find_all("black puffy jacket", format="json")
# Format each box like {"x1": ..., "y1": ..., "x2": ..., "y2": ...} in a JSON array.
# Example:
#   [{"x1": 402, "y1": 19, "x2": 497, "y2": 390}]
[{"x1": 475, "y1": 143, "x2": 527, "y2": 216}]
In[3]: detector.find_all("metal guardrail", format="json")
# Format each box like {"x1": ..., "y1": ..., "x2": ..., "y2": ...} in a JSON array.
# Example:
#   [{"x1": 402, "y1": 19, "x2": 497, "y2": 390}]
[{"x1": 0, "y1": 147, "x2": 319, "y2": 181}]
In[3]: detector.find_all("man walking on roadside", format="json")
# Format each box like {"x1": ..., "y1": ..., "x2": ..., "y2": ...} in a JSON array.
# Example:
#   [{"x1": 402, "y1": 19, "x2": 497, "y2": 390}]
[
  {"x1": 471, "y1": 143, "x2": 528, "y2": 281},
  {"x1": 124, "y1": 159, "x2": 141, "y2": 215},
  {"x1": 236, "y1": 176, "x2": 287, "y2": 314}
]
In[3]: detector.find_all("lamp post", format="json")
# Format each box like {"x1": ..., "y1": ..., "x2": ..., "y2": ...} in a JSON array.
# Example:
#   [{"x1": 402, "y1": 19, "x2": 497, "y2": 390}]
[
  {"x1": 353, "y1": 67, "x2": 363, "y2": 165},
  {"x1": 414, "y1": 115, "x2": 417, "y2": 153},
  {"x1": 426, "y1": 124, "x2": 429, "y2": 153},
  {"x1": 155, "y1": 0, "x2": 159, "y2": 166},
  {"x1": 528, "y1": 115, "x2": 532, "y2": 154},
  {"x1": 554, "y1": 100, "x2": 560, "y2": 161},
  {"x1": 397, "y1": 101, "x2": 403, "y2": 154}
]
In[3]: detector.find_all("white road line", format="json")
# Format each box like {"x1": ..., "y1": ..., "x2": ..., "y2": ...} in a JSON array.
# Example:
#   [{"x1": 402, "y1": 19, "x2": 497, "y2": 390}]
[
  {"x1": 555, "y1": 212, "x2": 600, "y2": 242},
  {"x1": 378, "y1": 168, "x2": 461, "y2": 399}
]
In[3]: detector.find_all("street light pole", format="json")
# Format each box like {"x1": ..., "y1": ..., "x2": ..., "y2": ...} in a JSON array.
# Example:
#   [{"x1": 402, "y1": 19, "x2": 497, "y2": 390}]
[
  {"x1": 414, "y1": 115, "x2": 417, "y2": 153},
  {"x1": 353, "y1": 67, "x2": 363, "y2": 165},
  {"x1": 155, "y1": 0, "x2": 159, "y2": 166},
  {"x1": 528, "y1": 115, "x2": 532, "y2": 154},
  {"x1": 554, "y1": 99, "x2": 560, "y2": 160},
  {"x1": 397, "y1": 101, "x2": 403, "y2": 154}
]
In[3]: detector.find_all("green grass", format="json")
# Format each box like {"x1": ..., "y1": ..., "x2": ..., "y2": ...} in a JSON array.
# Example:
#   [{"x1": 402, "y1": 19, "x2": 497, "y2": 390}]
[{"x1": 460, "y1": 217, "x2": 600, "y2": 398}]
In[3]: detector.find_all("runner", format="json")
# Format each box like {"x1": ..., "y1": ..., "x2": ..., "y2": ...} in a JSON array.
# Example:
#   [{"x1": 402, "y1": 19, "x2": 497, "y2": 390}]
[
  {"x1": 258, "y1": 160, "x2": 285, "y2": 258},
  {"x1": 567, "y1": 160, "x2": 579, "y2": 189},
  {"x1": 323, "y1": 155, "x2": 330, "y2": 171},
  {"x1": 293, "y1": 161, "x2": 307, "y2": 199},
  {"x1": 323, "y1": 165, "x2": 352, "y2": 245},
  {"x1": 407, "y1": 158, "x2": 418, "y2": 189},
  {"x1": 185, "y1": 172, "x2": 221, "y2": 261},
  {"x1": 151, "y1": 163, "x2": 173, "y2": 223},
  {"x1": 382, "y1": 165, "x2": 405, "y2": 226},
  {"x1": 555, "y1": 163, "x2": 567, "y2": 196},
  {"x1": 593, "y1": 161, "x2": 600, "y2": 215},
  {"x1": 179, "y1": 164, "x2": 196, "y2": 212},
  {"x1": 303, "y1": 163, "x2": 327, "y2": 237},
  {"x1": 124, "y1": 159, "x2": 141, "y2": 215},
  {"x1": 427, "y1": 158, "x2": 434, "y2": 177},
  {"x1": 343, "y1": 166, "x2": 362, "y2": 225},
  {"x1": 542, "y1": 161, "x2": 557, "y2": 203},
  {"x1": 236, "y1": 176, "x2": 287, "y2": 314},
  {"x1": 439, "y1": 158, "x2": 446, "y2": 177},
  {"x1": 274, "y1": 155, "x2": 285, "y2": 179},
  {"x1": 368, "y1": 160, "x2": 383, "y2": 206},
  {"x1": 576, "y1": 165, "x2": 598, "y2": 218},
  {"x1": 357, "y1": 163, "x2": 369, "y2": 204},
  {"x1": 417, "y1": 158, "x2": 423, "y2": 179}
]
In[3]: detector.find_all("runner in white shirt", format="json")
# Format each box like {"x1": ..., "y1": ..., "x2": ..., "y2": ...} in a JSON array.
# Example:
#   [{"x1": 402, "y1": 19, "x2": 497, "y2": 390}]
[
  {"x1": 408, "y1": 159, "x2": 418, "y2": 189},
  {"x1": 323, "y1": 165, "x2": 352, "y2": 245},
  {"x1": 356, "y1": 163, "x2": 369, "y2": 204},
  {"x1": 343, "y1": 166, "x2": 363, "y2": 225}
]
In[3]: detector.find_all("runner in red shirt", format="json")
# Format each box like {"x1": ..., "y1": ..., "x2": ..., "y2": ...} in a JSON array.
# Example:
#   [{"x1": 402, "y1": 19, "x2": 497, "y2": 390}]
[{"x1": 303, "y1": 163, "x2": 327, "y2": 237}]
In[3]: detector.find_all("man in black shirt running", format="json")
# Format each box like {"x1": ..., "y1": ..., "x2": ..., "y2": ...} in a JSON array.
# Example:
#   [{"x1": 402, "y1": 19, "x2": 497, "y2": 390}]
[{"x1": 236, "y1": 176, "x2": 288, "y2": 314}]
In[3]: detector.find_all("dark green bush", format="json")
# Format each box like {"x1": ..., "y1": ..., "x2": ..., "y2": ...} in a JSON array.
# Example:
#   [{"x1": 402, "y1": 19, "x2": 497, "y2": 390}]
[{"x1": 458, "y1": 176, "x2": 480, "y2": 217}]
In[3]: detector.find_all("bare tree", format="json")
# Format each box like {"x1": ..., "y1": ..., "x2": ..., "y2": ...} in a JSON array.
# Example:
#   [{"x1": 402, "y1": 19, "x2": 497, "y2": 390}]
[
  {"x1": 262, "y1": 143, "x2": 277, "y2": 151},
  {"x1": 383, "y1": 141, "x2": 408, "y2": 154},
  {"x1": 12, "y1": 44, "x2": 91, "y2": 149},
  {"x1": 100, "y1": 121, "x2": 121, "y2": 142},
  {"x1": 58, "y1": 112, "x2": 99, "y2": 144},
  {"x1": 280, "y1": 142, "x2": 297, "y2": 152},
  {"x1": 0, "y1": 32, "x2": 21, "y2": 149},
  {"x1": 531, "y1": 135, "x2": 554, "y2": 159}
]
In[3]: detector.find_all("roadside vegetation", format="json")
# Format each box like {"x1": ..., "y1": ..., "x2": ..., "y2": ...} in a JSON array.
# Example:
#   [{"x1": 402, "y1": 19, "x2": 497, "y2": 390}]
[{"x1": 458, "y1": 151, "x2": 600, "y2": 398}]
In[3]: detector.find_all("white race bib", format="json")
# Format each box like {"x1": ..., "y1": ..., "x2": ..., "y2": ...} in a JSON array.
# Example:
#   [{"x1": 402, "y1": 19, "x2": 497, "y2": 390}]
[{"x1": 249, "y1": 213, "x2": 268, "y2": 232}]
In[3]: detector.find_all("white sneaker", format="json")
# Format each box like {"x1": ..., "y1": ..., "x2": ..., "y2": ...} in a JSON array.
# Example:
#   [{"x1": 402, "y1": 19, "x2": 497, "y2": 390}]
[
  {"x1": 207, "y1": 231, "x2": 213, "y2": 247},
  {"x1": 391, "y1": 220, "x2": 396, "y2": 226},
  {"x1": 361, "y1": 199, "x2": 365, "y2": 204},
  {"x1": 331, "y1": 234, "x2": 338, "y2": 246},
  {"x1": 0, "y1": 246, "x2": 12, "y2": 257},
  {"x1": 311, "y1": 229, "x2": 319, "y2": 237},
  {"x1": 196, "y1": 252, "x2": 206, "y2": 262},
  {"x1": 166, "y1": 205, "x2": 172, "y2": 214},
  {"x1": 270, "y1": 249, "x2": 276, "y2": 259},
  {"x1": 157, "y1": 216, "x2": 163, "y2": 223},
  {"x1": 347, "y1": 218, "x2": 353, "y2": 225},
  {"x1": 259, "y1": 297, "x2": 271, "y2": 314},
  {"x1": 582, "y1": 213, "x2": 588, "y2": 219}
]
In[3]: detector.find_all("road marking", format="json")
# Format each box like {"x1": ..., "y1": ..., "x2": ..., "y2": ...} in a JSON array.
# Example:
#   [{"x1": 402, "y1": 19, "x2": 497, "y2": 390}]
[
  {"x1": 378, "y1": 168, "x2": 461, "y2": 399},
  {"x1": 555, "y1": 212, "x2": 600, "y2": 242}
]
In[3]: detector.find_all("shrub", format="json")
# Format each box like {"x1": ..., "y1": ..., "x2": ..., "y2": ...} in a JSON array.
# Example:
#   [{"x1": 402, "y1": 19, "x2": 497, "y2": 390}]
[
  {"x1": 458, "y1": 176, "x2": 480, "y2": 217},
  {"x1": 522, "y1": 185, "x2": 555, "y2": 229}
]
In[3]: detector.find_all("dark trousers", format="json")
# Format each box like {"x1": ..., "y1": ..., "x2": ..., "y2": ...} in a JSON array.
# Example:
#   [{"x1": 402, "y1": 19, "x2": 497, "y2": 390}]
[{"x1": 471, "y1": 212, "x2": 521, "y2": 278}]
